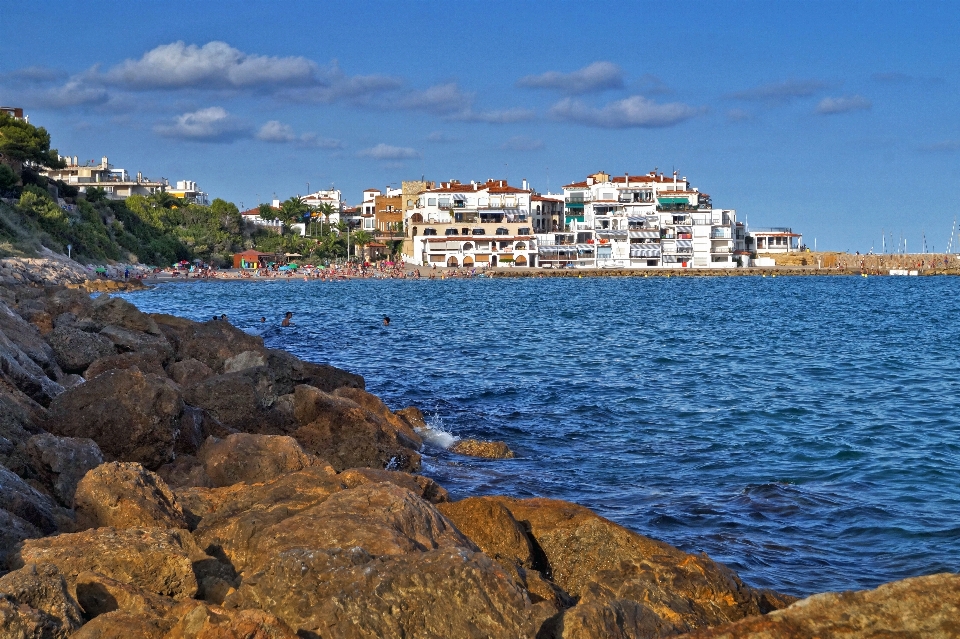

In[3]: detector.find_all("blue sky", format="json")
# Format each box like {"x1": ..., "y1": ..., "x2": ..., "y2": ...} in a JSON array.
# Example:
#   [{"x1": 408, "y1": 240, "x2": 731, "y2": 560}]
[{"x1": 2, "y1": 0, "x2": 959, "y2": 251}]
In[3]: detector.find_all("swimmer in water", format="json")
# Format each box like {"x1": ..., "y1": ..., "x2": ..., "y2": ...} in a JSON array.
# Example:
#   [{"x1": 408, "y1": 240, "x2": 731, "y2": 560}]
[
  {"x1": 383, "y1": 316, "x2": 390, "y2": 327},
  {"x1": 259, "y1": 317, "x2": 266, "y2": 323},
  {"x1": 281, "y1": 312, "x2": 293, "y2": 327}
]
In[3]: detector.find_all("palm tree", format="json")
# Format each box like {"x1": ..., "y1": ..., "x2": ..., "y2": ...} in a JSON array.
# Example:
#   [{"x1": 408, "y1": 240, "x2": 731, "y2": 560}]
[
  {"x1": 280, "y1": 196, "x2": 308, "y2": 224},
  {"x1": 352, "y1": 230, "x2": 373, "y2": 263}
]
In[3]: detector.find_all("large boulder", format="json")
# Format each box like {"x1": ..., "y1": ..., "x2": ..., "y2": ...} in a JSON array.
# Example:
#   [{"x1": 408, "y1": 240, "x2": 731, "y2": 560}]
[
  {"x1": 677, "y1": 572, "x2": 960, "y2": 639},
  {"x1": 0, "y1": 563, "x2": 83, "y2": 638},
  {"x1": 20, "y1": 433, "x2": 104, "y2": 506},
  {"x1": 44, "y1": 368, "x2": 185, "y2": 469},
  {"x1": 0, "y1": 299, "x2": 63, "y2": 382},
  {"x1": 73, "y1": 462, "x2": 188, "y2": 530},
  {"x1": 151, "y1": 315, "x2": 266, "y2": 373},
  {"x1": 45, "y1": 325, "x2": 115, "y2": 375},
  {"x1": 0, "y1": 464, "x2": 60, "y2": 534},
  {"x1": 10, "y1": 527, "x2": 203, "y2": 600},
  {"x1": 74, "y1": 571, "x2": 176, "y2": 619},
  {"x1": 492, "y1": 497, "x2": 793, "y2": 634},
  {"x1": 84, "y1": 351, "x2": 167, "y2": 380},
  {"x1": 451, "y1": 438, "x2": 516, "y2": 459},
  {"x1": 182, "y1": 372, "x2": 275, "y2": 434},
  {"x1": 166, "y1": 358, "x2": 214, "y2": 387},
  {"x1": 98, "y1": 325, "x2": 173, "y2": 360},
  {"x1": 162, "y1": 602, "x2": 299, "y2": 639},
  {"x1": 0, "y1": 327, "x2": 65, "y2": 406},
  {"x1": 42, "y1": 287, "x2": 94, "y2": 321},
  {"x1": 339, "y1": 467, "x2": 449, "y2": 504},
  {"x1": 90, "y1": 295, "x2": 160, "y2": 335},
  {"x1": 0, "y1": 509, "x2": 41, "y2": 567},
  {"x1": 198, "y1": 433, "x2": 324, "y2": 487},
  {"x1": 292, "y1": 385, "x2": 422, "y2": 472},
  {"x1": 437, "y1": 496, "x2": 537, "y2": 570}
]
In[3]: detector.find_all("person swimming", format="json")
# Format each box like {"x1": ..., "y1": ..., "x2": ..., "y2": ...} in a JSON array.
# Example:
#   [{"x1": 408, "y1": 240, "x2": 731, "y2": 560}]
[
  {"x1": 383, "y1": 316, "x2": 390, "y2": 327},
  {"x1": 281, "y1": 312, "x2": 293, "y2": 327},
  {"x1": 260, "y1": 317, "x2": 266, "y2": 323}
]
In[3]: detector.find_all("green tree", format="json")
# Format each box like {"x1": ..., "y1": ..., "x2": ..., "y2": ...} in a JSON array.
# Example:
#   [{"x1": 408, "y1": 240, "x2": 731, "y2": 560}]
[
  {"x1": 0, "y1": 112, "x2": 65, "y2": 169},
  {"x1": 0, "y1": 164, "x2": 17, "y2": 193},
  {"x1": 352, "y1": 230, "x2": 373, "y2": 262},
  {"x1": 85, "y1": 187, "x2": 107, "y2": 203},
  {"x1": 279, "y1": 196, "x2": 308, "y2": 224},
  {"x1": 258, "y1": 203, "x2": 275, "y2": 221}
]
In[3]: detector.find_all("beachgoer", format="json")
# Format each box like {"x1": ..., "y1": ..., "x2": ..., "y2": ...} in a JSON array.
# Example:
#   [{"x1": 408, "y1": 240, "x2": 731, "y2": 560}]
[
  {"x1": 212, "y1": 315, "x2": 218, "y2": 321},
  {"x1": 260, "y1": 317, "x2": 266, "y2": 323},
  {"x1": 281, "y1": 312, "x2": 293, "y2": 327},
  {"x1": 220, "y1": 314, "x2": 228, "y2": 322},
  {"x1": 383, "y1": 316, "x2": 390, "y2": 327}
]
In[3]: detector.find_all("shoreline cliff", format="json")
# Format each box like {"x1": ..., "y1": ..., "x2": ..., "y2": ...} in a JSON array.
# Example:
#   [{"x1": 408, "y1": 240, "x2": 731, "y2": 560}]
[{"x1": 0, "y1": 259, "x2": 956, "y2": 638}]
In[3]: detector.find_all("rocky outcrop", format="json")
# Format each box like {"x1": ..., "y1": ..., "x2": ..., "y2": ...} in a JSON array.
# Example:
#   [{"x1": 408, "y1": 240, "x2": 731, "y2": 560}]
[
  {"x1": 198, "y1": 433, "x2": 324, "y2": 487},
  {"x1": 676, "y1": 572, "x2": 960, "y2": 639},
  {"x1": 166, "y1": 358, "x2": 214, "y2": 387},
  {"x1": 451, "y1": 438, "x2": 516, "y2": 459},
  {"x1": 73, "y1": 462, "x2": 188, "y2": 530},
  {"x1": 0, "y1": 509, "x2": 41, "y2": 567},
  {"x1": 0, "y1": 299, "x2": 62, "y2": 382},
  {"x1": 69, "y1": 609, "x2": 174, "y2": 639},
  {"x1": 11, "y1": 527, "x2": 203, "y2": 600},
  {"x1": 20, "y1": 433, "x2": 104, "y2": 506},
  {"x1": 0, "y1": 562, "x2": 84, "y2": 638},
  {"x1": 84, "y1": 351, "x2": 167, "y2": 379},
  {"x1": 46, "y1": 325, "x2": 116, "y2": 375},
  {"x1": 44, "y1": 368, "x2": 184, "y2": 469},
  {"x1": 0, "y1": 464, "x2": 60, "y2": 535},
  {"x1": 74, "y1": 570, "x2": 176, "y2": 619},
  {"x1": 0, "y1": 322, "x2": 64, "y2": 406},
  {"x1": 151, "y1": 315, "x2": 267, "y2": 373}
]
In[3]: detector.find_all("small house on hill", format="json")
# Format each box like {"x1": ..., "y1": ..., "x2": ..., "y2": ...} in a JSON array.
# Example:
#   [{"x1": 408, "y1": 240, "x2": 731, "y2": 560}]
[{"x1": 233, "y1": 250, "x2": 272, "y2": 269}]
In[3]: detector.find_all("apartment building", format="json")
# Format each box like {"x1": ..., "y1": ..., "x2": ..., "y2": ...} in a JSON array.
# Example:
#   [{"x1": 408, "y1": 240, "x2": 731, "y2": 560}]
[{"x1": 43, "y1": 156, "x2": 166, "y2": 200}]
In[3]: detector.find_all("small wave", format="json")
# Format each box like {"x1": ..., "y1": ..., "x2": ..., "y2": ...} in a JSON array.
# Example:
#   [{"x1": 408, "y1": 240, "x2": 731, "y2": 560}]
[{"x1": 416, "y1": 412, "x2": 459, "y2": 450}]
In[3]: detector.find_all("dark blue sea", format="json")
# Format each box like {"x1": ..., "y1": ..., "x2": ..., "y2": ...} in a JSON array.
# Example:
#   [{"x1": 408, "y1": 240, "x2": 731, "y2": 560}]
[{"x1": 121, "y1": 276, "x2": 960, "y2": 597}]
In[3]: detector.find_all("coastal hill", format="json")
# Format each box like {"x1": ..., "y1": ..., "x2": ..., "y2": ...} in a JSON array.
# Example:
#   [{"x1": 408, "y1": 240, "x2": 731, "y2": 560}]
[{"x1": 0, "y1": 263, "x2": 956, "y2": 638}]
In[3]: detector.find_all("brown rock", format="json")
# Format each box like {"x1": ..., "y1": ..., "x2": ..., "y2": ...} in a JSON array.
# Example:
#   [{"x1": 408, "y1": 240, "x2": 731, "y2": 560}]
[
  {"x1": 221, "y1": 350, "x2": 267, "y2": 373},
  {"x1": 74, "y1": 571, "x2": 176, "y2": 619},
  {"x1": 198, "y1": 433, "x2": 324, "y2": 487},
  {"x1": 11, "y1": 527, "x2": 202, "y2": 600},
  {"x1": 90, "y1": 295, "x2": 160, "y2": 335},
  {"x1": 84, "y1": 351, "x2": 166, "y2": 380},
  {"x1": 0, "y1": 299, "x2": 63, "y2": 381},
  {"x1": 21, "y1": 433, "x2": 104, "y2": 506},
  {"x1": 0, "y1": 464, "x2": 59, "y2": 534},
  {"x1": 0, "y1": 597, "x2": 64, "y2": 639},
  {"x1": 167, "y1": 358, "x2": 214, "y2": 387},
  {"x1": 451, "y1": 438, "x2": 516, "y2": 459},
  {"x1": 152, "y1": 315, "x2": 266, "y2": 373},
  {"x1": 43, "y1": 287, "x2": 93, "y2": 320},
  {"x1": 0, "y1": 563, "x2": 83, "y2": 637},
  {"x1": 395, "y1": 405, "x2": 427, "y2": 429},
  {"x1": 677, "y1": 572, "x2": 960, "y2": 639},
  {"x1": 437, "y1": 496, "x2": 536, "y2": 569},
  {"x1": 493, "y1": 497, "x2": 792, "y2": 633},
  {"x1": 156, "y1": 455, "x2": 214, "y2": 491},
  {"x1": 555, "y1": 582, "x2": 681, "y2": 639},
  {"x1": 292, "y1": 385, "x2": 422, "y2": 472},
  {"x1": 73, "y1": 462, "x2": 188, "y2": 530},
  {"x1": 175, "y1": 406, "x2": 233, "y2": 457},
  {"x1": 339, "y1": 467, "x2": 449, "y2": 503},
  {"x1": 233, "y1": 547, "x2": 539, "y2": 639},
  {"x1": 182, "y1": 373, "x2": 269, "y2": 434},
  {"x1": 98, "y1": 325, "x2": 172, "y2": 360},
  {"x1": 45, "y1": 325, "x2": 115, "y2": 374},
  {"x1": 163, "y1": 602, "x2": 299, "y2": 639},
  {"x1": 0, "y1": 326, "x2": 65, "y2": 406},
  {"x1": 44, "y1": 368, "x2": 184, "y2": 469},
  {"x1": 69, "y1": 609, "x2": 174, "y2": 639}
]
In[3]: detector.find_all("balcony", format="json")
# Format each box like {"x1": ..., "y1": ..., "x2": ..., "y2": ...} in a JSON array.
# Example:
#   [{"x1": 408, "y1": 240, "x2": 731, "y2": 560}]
[
  {"x1": 711, "y1": 246, "x2": 732, "y2": 254},
  {"x1": 711, "y1": 230, "x2": 731, "y2": 239}
]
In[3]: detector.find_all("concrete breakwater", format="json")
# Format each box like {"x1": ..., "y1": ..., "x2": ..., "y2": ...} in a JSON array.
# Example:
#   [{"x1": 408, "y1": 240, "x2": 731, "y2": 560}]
[{"x1": 0, "y1": 276, "x2": 957, "y2": 637}]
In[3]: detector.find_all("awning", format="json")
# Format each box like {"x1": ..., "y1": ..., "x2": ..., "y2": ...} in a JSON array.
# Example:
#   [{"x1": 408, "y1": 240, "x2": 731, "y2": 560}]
[
  {"x1": 658, "y1": 196, "x2": 690, "y2": 204},
  {"x1": 630, "y1": 247, "x2": 661, "y2": 257},
  {"x1": 627, "y1": 216, "x2": 645, "y2": 223},
  {"x1": 565, "y1": 202, "x2": 585, "y2": 209},
  {"x1": 597, "y1": 230, "x2": 628, "y2": 239},
  {"x1": 629, "y1": 230, "x2": 660, "y2": 239},
  {"x1": 453, "y1": 194, "x2": 467, "y2": 201},
  {"x1": 676, "y1": 240, "x2": 693, "y2": 248},
  {"x1": 538, "y1": 246, "x2": 578, "y2": 255},
  {"x1": 575, "y1": 244, "x2": 595, "y2": 252},
  {"x1": 675, "y1": 225, "x2": 692, "y2": 232}
]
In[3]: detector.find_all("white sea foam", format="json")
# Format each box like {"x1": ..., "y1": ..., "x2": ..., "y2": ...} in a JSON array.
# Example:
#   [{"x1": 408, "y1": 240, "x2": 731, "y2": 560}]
[{"x1": 416, "y1": 412, "x2": 459, "y2": 450}]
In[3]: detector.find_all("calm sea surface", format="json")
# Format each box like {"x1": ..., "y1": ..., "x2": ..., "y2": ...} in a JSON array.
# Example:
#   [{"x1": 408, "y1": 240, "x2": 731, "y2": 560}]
[{"x1": 121, "y1": 275, "x2": 960, "y2": 597}]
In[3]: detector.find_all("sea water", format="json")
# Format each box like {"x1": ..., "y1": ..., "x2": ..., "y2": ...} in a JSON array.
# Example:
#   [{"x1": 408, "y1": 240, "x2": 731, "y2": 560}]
[{"x1": 121, "y1": 275, "x2": 960, "y2": 596}]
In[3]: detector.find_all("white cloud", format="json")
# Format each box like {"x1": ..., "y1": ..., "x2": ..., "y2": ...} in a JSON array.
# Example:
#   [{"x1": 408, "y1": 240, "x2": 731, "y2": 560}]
[
  {"x1": 255, "y1": 120, "x2": 341, "y2": 149},
  {"x1": 155, "y1": 106, "x2": 251, "y2": 142},
  {"x1": 358, "y1": 143, "x2": 420, "y2": 160},
  {"x1": 550, "y1": 96, "x2": 700, "y2": 128},
  {"x1": 279, "y1": 61, "x2": 402, "y2": 104},
  {"x1": 517, "y1": 61, "x2": 623, "y2": 94},
  {"x1": 426, "y1": 131, "x2": 458, "y2": 143},
  {"x1": 500, "y1": 135, "x2": 544, "y2": 152},
  {"x1": 454, "y1": 108, "x2": 536, "y2": 124},
  {"x1": 399, "y1": 82, "x2": 472, "y2": 114},
  {"x1": 105, "y1": 41, "x2": 318, "y2": 89},
  {"x1": 729, "y1": 79, "x2": 829, "y2": 103},
  {"x1": 30, "y1": 76, "x2": 109, "y2": 108},
  {"x1": 815, "y1": 95, "x2": 871, "y2": 115}
]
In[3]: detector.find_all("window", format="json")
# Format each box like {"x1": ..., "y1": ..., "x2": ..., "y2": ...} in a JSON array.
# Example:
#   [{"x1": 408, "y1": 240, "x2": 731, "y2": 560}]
[
  {"x1": 472, "y1": 228, "x2": 486, "y2": 235},
  {"x1": 439, "y1": 198, "x2": 451, "y2": 207},
  {"x1": 518, "y1": 227, "x2": 530, "y2": 235},
  {"x1": 495, "y1": 227, "x2": 509, "y2": 235},
  {"x1": 445, "y1": 228, "x2": 459, "y2": 236},
  {"x1": 423, "y1": 228, "x2": 437, "y2": 236},
  {"x1": 407, "y1": 199, "x2": 413, "y2": 207},
  {"x1": 428, "y1": 198, "x2": 437, "y2": 206},
  {"x1": 461, "y1": 227, "x2": 469, "y2": 235}
]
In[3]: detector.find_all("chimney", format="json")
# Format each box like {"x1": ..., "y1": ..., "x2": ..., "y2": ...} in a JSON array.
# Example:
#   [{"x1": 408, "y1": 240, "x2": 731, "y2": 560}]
[
  {"x1": 625, "y1": 172, "x2": 629, "y2": 184},
  {"x1": 101, "y1": 156, "x2": 108, "y2": 169},
  {"x1": 587, "y1": 177, "x2": 594, "y2": 186},
  {"x1": 136, "y1": 171, "x2": 142, "y2": 183},
  {"x1": 522, "y1": 178, "x2": 528, "y2": 191},
  {"x1": 272, "y1": 199, "x2": 280, "y2": 208}
]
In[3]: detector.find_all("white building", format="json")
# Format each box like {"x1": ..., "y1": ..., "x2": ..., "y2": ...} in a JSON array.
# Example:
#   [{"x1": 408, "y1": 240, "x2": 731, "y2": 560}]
[
  {"x1": 403, "y1": 179, "x2": 538, "y2": 267},
  {"x1": 747, "y1": 228, "x2": 803, "y2": 254},
  {"x1": 538, "y1": 170, "x2": 744, "y2": 269}
]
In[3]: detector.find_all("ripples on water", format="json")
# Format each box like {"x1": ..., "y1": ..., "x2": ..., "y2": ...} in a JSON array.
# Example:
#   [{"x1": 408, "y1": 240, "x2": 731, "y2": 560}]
[{"x1": 122, "y1": 276, "x2": 960, "y2": 596}]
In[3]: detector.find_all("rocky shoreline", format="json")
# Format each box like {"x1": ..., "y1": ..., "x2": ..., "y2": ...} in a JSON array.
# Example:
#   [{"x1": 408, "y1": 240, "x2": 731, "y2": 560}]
[{"x1": 0, "y1": 263, "x2": 956, "y2": 638}]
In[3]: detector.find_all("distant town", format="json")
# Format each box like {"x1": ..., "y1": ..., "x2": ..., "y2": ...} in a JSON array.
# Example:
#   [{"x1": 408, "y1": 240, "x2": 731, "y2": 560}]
[{"x1": 7, "y1": 105, "x2": 804, "y2": 270}]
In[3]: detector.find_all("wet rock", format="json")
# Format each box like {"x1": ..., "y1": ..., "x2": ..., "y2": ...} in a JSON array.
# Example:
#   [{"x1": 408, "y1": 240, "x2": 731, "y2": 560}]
[
  {"x1": 11, "y1": 527, "x2": 202, "y2": 600},
  {"x1": 90, "y1": 295, "x2": 160, "y2": 335},
  {"x1": 493, "y1": 497, "x2": 792, "y2": 633},
  {"x1": 437, "y1": 496, "x2": 536, "y2": 569},
  {"x1": 74, "y1": 571, "x2": 176, "y2": 619},
  {"x1": 292, "y1": 385, "x2": 422, "y2": 472},
  {"x1": 84, "y1": 351, "x2": 166, "y2": 380},
  {"x1": 45, "y1": 326, "x2": 115, "y2": 374},
  {"x1": 395, "y1": 405, "x2": 427, "y2": 429},
  {"x1": 451, "y1": 438, "x2": 516, "y2": 459},
  {"x1": 152, "y1": 315, "x2": 266, "y2": 373},
  {"x1": 339, "y1": 467, "x2": 449, "y2": 503},
  {"x1": 73, "y1": 462, "x2": 188, "y2": 530},
  {"x1": 233, "y1": 547, "x2": 539, "y2": 639},
  {"x1": 0, "y1": 563, "x2": 83, "y2": 637},
  {"x1": 198, "y1": 433, "x2": 324, "y2": 487},
  {"x1": 0, "y1": 509, "x2": 41, "y2": 567},
  {"x1": 21, "y1": 433, "x2": 104, "y2": 506},
  {"x1": 44, "y1": 368, "x2": 184, "y2": 469},
  {"x1": 677, "y1": 572, "x2": 960, "y2": 639},
  {"x1": 69, "y1": 609, "x2": 174, "y2": 639},
  {"x1": 0, "y1": 464, "x2": 59, "y2": 534},
  {"x1": 167, "y1": 358, "x2": 214, "y2": 387}
]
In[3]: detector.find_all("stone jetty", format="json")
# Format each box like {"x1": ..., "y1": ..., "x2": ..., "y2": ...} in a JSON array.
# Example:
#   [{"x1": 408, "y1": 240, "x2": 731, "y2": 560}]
[{"x1": 0, "y1": 261, "x2": 956, "y2": 638}]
